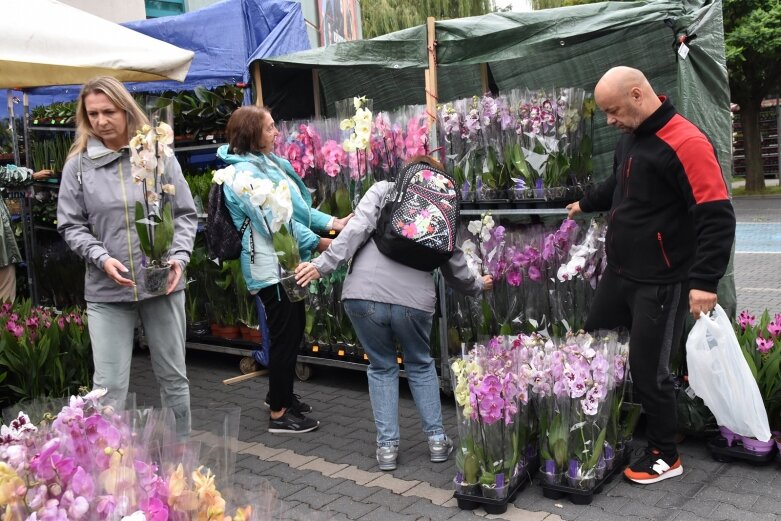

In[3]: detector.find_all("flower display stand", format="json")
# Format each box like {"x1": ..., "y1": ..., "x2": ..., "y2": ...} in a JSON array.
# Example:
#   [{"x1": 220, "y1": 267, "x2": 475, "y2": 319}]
[
  {"x1": 538, "y1": 451, "x2": 630, "y2": 505},
  {"x1": 707, "y1": 434, "x2": 779, "y2": 465},
  {"x1": 453, "y1": 466, "x2": 536, "y2": 515}
]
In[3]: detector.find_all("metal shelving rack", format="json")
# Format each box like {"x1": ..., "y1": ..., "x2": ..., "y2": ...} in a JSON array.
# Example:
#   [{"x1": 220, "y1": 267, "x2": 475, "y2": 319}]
[
  {"x1": 19, "y1": 95, "x2": 76, "y2": 304},
  {"x1": 182, "y1": 205, "x2": 574, "y2": 387}
]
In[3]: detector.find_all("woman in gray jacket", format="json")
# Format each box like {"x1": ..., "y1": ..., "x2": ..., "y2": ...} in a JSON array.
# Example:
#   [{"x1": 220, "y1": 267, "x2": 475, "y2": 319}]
[
  {"x1": 295, "y1": 159, "x2": 492, "y2": 470},
  {"x1": 57, "y1": 76, "x2": 197, "y2": 438}
]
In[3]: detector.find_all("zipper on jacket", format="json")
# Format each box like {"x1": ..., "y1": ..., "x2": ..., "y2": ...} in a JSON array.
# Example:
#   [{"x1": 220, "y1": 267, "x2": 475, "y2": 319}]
[
  {"x1": 608, "y1": 208, "x2": 621, "y2": 273},
  {"x1": 118, "y1": 161, "x2": 139, "y2": 301},
  {"x1": 622, "y1": 157, "x2": 633, "y2": 197},
  {"x1": 657, "y1": 232, "x2": 672, "y2": 268}
]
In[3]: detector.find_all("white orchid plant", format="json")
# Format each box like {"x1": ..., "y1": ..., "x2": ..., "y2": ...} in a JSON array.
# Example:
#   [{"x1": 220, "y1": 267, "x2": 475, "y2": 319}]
[
  {"x1": 339, "y1": 96, "x2": 372, "y2": 153},
  {"x1": 212, "y1": 165, "x2": 300, "y2": 271},
  {"x1": 130, "y1": 121, "x2": 176, "y2": 267}
]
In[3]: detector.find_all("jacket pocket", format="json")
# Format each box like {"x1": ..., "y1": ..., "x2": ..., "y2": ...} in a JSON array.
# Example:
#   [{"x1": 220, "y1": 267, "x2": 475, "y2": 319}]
[{"x1": 657, "y1": 232, "x2": 672, "y2": 268}]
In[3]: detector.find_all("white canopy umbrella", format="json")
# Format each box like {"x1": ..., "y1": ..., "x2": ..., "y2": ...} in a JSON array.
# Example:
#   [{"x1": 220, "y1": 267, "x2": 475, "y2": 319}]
[{"x1": 0, "y1": 0, "x2": 194, "y2": 88}]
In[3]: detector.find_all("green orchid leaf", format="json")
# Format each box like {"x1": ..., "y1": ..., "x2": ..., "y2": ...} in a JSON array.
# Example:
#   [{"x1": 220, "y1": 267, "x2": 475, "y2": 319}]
[
  {"x1": 152, "y1": 202, "x2": 175, "y2": 261},
  {"x1": 135, "y1": 202, "x2": 152, "y2": 258}
]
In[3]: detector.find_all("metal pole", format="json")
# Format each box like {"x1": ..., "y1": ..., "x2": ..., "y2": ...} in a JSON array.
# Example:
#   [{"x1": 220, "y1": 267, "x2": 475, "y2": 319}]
[
  {"x1": 776, "y1": 95, "x2": 780, "y2": 183},
  {"x1": 20, "y1": 93, "x2": 38, "y2": 304},
  {"x1": 8, "y1": 91, "x2": 20, "y2": 166}
]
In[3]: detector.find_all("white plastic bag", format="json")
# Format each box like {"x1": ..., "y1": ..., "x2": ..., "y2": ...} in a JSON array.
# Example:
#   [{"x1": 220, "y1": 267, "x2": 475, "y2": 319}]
[{"x1": 686, "y1": 304, "x2": 771, "y2": 441}]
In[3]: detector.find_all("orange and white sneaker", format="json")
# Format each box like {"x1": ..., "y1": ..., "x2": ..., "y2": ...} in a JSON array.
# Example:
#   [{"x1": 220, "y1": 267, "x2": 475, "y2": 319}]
[{"x1": 624, "y1": 448, "x2": 683, "y2": 484}]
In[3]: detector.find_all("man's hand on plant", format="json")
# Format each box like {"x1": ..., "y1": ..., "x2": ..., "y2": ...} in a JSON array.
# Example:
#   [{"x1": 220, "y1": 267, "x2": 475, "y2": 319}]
[
  {"x1": 295, "y1": 262, "x2": 321, "y2": 287},
  {"x1": 104, "y1": 258, "x2": 135, "y2": 287},
  {"x1": 166, "y1": 260, "x2": 184, "y2": 295},
  {"x1": 482, "y1": 275, "x2": 494, "y2": 291},
  {"x1": 565, "y1": 201, "x2": 582, "y2": 220},
  {"x1": 332, "y1": 213, "x2": 354, "y2": 232}
]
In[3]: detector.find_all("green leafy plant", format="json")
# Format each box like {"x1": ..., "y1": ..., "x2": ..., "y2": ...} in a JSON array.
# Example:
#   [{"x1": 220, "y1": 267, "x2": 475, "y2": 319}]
[
  {"x1": 31, "y1": 133, "x2": 72, "y2": 173},
  {"x1": 734, "y1": 309, "x2": 781, "y2": 431},
  {"x1": 0, "y1": 299, "x2": 91, "y2": 409}
]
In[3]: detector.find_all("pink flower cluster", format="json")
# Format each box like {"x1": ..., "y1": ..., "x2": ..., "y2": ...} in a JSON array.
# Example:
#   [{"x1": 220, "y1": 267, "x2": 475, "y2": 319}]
[
  {"x1": 1, "y1": 393, "x2": 255, "y2": 520},
  {"x1": 1, "y1": 302, "x2": 85, "y2": 340}
]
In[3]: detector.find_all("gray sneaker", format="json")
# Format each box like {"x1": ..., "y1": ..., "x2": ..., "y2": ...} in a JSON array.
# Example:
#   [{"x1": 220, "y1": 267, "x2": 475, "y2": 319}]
[
  {"x1": 376, "y1": 445, "x2": 398, "y2": 471},
  {"x1": 428, "y1": 436, "x2": 453, "y2": 463}
]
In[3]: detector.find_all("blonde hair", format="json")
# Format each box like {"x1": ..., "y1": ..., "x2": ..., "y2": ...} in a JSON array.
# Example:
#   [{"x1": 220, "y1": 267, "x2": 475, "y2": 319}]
[{"x1": 68, "y1": 76, "x2": 149, "y2": 158}]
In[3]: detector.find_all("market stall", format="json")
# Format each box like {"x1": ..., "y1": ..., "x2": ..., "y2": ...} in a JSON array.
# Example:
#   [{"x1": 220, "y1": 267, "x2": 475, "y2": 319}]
[
  {"x1": 4, "y1": 0, "x2": 311, "y2": 307},
  {"x1": 251, "y1": 0, "x2": 735, "y2": 380}
]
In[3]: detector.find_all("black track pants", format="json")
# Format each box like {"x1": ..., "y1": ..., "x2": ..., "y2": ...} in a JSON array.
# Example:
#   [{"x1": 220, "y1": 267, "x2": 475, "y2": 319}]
[
  {"x1": 584, "y1": 269, "x2": 688, "y2": 455},
  {"x1": 259, "y1": 284, "x2": 305, "y2": 413}
]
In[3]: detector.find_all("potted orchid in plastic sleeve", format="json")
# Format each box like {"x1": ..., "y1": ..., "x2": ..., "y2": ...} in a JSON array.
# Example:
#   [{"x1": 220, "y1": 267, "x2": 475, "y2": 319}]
[
  {"x1": 130, "y1": 121, "x2": 177, "y2": 295},
  {"x1": 450, "y1": 356, "x2": 482, "y2": 496},
  {"x1": 212, "y1": 166, "x2": 316, "y2": 303}
]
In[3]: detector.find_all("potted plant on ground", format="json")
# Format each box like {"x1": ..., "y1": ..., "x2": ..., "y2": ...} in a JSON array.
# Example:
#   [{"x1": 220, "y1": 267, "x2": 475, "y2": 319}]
[{"x1": 733, "y1": 309, "x2": 781, "y2": 453}]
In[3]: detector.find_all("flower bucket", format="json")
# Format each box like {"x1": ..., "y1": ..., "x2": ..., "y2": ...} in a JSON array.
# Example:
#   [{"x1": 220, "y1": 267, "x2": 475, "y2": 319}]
[
  {"x1": 540, "y1": 459, "x2": 562, "y2": 485},
  {"x1": 603, "y1": 442, "x2": 616, "y2": 471},
  {"x1": 187, "y1": 320, "x2": 210, "y2": 337},
  {"x1": 279, "y1": 270, "x2": 307, "y2": 302},
  {"x1": 144, "y1": 264, "x2": 169, "y2": 296},
  {"x1": 453, "y1": 474, "x2": 480, "y2": 496},
  {"x1": 480, "y1": 482, "x2": 509, "y2": 500},
  {"x1": 740, "y1": 436, "x2": 775, "y2": 455},
  {"x1": 567, "y1": 459, "x2": 597, "y2": 490},
  {"x1": 719, "y1": 425, "x2": 740, "y2": 447}
]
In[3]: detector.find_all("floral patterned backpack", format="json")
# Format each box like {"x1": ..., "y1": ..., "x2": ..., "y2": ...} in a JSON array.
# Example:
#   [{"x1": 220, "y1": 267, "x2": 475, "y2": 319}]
[{"x1": 373, "y1": 156, "x2": 459, "y2": 271}]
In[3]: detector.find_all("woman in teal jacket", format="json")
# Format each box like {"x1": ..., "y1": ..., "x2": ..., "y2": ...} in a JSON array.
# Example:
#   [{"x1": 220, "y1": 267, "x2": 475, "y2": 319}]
[{"x1": 217, "y1": 106, "x2": 350, "y2": 433}]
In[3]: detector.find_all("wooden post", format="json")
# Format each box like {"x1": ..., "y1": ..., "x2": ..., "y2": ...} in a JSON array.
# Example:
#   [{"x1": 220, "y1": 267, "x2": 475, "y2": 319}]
[
  {"x1": 222, "y1": 369, "x2": 269, "y2": 385},
  {"x1": 252, "y1": 61, "x2": 264, "y2": 106},
  {"x1": 425, "y1": 16, "x2": 442, "y2": 161},
  {"x1": 425, "y1": 17, "x2": 439, "y2": 125},
  {"x1": 480, "y1": 63, "x2": 490, "y2": 94},
  {"x1": 312, "y1": 70, "x2": 322, "y2": 118}
]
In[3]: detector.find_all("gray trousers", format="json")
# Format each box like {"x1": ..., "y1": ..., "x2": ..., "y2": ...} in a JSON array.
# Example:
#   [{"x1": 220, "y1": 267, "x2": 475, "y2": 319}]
[{"x1": 86, "y1": 290, "x2": 191, "y2": 438}]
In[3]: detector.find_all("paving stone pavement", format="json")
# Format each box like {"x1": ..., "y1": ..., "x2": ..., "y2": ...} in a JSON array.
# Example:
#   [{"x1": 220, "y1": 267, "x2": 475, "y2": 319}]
[{"x1": 128, "y1": 196, "x2": 781, "y2": 521}]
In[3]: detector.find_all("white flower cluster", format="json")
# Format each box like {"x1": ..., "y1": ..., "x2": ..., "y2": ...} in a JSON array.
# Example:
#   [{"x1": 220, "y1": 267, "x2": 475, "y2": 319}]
[
  {"x1": 340, "y1": 96, "x2": 372, "y2": 152},
  {"x1": 556, "y1": 219, "x2": 605, "y2": 282},
  {"x1": 129, "y1": 122, "x2": 174, "y2": 185},
  {"x1": 212, "y1": 165, "x2": 294, "y2": 233}
]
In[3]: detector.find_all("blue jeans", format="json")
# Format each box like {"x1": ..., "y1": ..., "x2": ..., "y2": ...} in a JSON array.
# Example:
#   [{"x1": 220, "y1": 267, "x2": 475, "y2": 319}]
[{"x1": 344, "y1": 299, "x2": 445, "y2": 447}]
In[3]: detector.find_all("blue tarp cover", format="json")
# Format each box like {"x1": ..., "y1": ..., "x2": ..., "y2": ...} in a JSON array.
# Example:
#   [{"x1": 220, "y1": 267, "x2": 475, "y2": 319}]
[{"x1": 3, "y1": 0, "x2": 309, "y2": 116}]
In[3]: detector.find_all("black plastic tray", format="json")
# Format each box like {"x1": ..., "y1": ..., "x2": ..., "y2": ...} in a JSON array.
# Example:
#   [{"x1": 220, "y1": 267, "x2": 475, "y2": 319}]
[
  {"x1": 538, "y1": 453, "x2": 630, "y2": 505},
  {"x1": 453, "y1": 471, "x2": 532, "y2": 515},
  {"x1": 707, "y1": 436, "x2": 778, "y2": 465}
]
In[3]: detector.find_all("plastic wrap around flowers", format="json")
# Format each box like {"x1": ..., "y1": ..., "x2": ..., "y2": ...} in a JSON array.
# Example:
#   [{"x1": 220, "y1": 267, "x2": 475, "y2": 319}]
[
  {"x1": 451, "y1": 331, "x2": 631, "y2": 493},
  {"x1": 441, "y1": 88, "x2": 596, "y2": 201},
  {"x1": 450, "y1": 337, "x2": 536, "y2": 497},
  {"x1": 458, "y1": 214, "x2": 591, "y2": 336},
  {"x1": 0, "y1": 391, "x2": 261, "y2": 520},
  {"x1": 526, "y1": 331, "x2": 628, "y2": 488}
]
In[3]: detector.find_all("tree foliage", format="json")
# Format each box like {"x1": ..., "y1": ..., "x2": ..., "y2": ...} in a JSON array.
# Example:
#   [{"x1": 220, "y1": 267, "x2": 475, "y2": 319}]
[
  {"x1": 360, "y1": 0, "x2": 493, "y2": 39},
  {"x1": 724, "y1": 0, "x2": 781, "y2": 190}
]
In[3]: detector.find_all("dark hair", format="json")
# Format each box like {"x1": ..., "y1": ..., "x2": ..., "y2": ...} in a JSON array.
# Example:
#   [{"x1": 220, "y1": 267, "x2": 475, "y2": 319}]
[{"x1": 226, "y1": 105, "x2": 271, "y2": 155}]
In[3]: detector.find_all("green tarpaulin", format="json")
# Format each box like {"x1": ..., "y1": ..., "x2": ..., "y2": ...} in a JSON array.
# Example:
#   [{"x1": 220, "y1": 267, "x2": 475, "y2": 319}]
[{"x1": 261, "y1": 0, "x2": 735, "y2": 313}]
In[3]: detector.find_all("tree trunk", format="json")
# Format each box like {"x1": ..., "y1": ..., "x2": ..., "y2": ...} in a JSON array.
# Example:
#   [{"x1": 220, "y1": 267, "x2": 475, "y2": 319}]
[{"x1": 740, "y1": 103, "x2": 766, "y2": 192}]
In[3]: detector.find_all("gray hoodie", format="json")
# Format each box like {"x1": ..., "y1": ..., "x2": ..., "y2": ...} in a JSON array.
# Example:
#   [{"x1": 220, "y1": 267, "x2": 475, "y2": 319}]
[
  {"x1": 57, "y1": 138, "x2": 197, "y2": 302},
  {"x1": 313, "y1": 181, "x2": 483, "y2": 313}
]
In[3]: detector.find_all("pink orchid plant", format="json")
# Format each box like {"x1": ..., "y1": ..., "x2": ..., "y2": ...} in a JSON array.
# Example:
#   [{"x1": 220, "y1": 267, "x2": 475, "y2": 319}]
[
  {"x1": 733, "y1": 309, "x2": 781, "y2": 431},
  {"x1": 0, "y1": 392, "x2": 260, "y2": 520}
]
